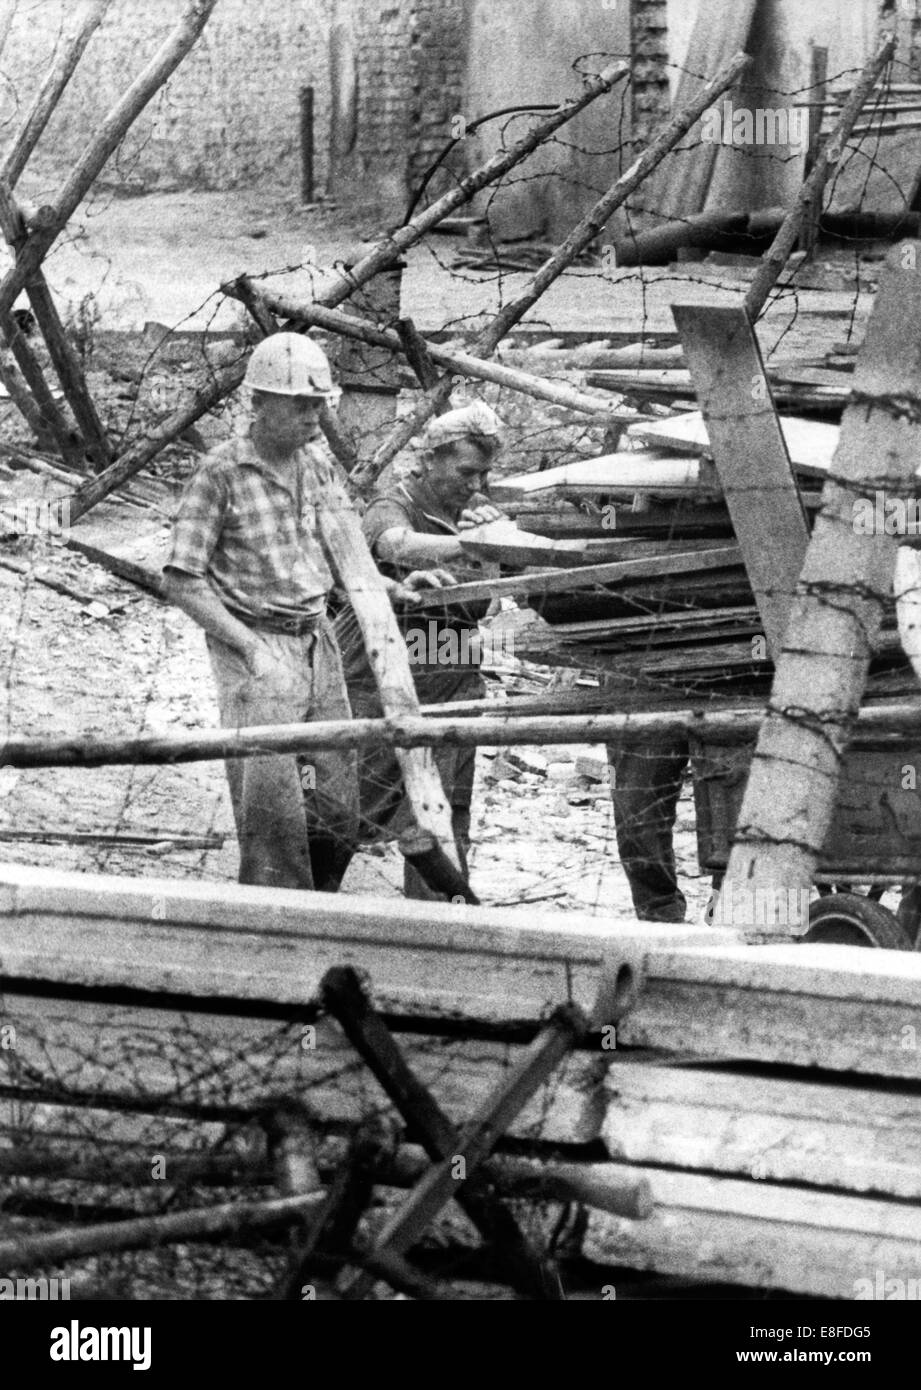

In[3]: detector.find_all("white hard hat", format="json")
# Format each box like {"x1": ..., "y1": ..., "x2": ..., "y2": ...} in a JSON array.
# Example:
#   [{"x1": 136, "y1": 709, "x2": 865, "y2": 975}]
[
  {"x1": 244, "y1": 332, "x2": 337, "y2": 398},
  {"x1": 423, "y1": 400, "x2": 503, "y2": 450}
]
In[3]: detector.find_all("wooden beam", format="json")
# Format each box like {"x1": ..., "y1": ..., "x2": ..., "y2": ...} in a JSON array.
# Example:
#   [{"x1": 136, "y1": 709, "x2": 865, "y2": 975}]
[
  {"x1": 413, "y1": 546, "x2": 743, "y2": 608},
  {"x1": 315, "y1": 460, "x2": 461, "y2": 879},
  {"x1": 719, "y1": 243, "x2": 921, "y2": 936},
  {"x1": 0, "y1": 1190, "x2": 326, "y2": 1272},
  {"x1": 672, "y1": 305, "x2": 809, "y2": 655}
]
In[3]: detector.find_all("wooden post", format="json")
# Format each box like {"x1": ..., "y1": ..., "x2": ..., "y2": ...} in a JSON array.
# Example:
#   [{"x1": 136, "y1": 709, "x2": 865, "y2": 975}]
[
  {"x1": 299, "y1": 85, "x2": 314, "y2": 203},
  {"x1": 798, "y1": 45, "x2": 828, "y2": 257},
  {"x1": 314, "y1": 459, "x2": 463, "y2": 879},
  {"x1": 0, "y1": 0, "x2": 111, "y2": 190},
  {"x1": 356, "y1": 50, "x2": 753, "y2": 490},
  {"x1": 745, "y1": 34, "x2": 897, "y2": 320},
  {"x1": 717, "y1": 243, "x2": 921, "y2": 937},
  {"x1": 67, "y1": 60, "x2": 629, "y2": 520},
  {"x1": 672, "y1": 305, "x2": 808, "y2": 654}
]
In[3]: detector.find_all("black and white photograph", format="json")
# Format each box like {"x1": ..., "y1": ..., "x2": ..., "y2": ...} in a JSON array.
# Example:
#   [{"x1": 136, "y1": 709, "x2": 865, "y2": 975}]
[{"x1": 0, "y1": 0, "x2": 918, "y2": 1358}]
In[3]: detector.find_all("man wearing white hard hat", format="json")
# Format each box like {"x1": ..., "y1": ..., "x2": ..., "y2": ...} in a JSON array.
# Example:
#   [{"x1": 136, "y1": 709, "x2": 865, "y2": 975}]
[
  {"x1": 332, "y1": 400, "x2": 505, "y2": 898},
  {"x1": 162, "y1": 332, "x2": 431, "y2": 892}
]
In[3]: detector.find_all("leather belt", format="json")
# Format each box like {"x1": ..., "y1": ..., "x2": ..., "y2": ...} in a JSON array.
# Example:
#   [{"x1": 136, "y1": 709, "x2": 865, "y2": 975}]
[{"x1": 238, "y1": 613, "x2": 322, "y2": 637}]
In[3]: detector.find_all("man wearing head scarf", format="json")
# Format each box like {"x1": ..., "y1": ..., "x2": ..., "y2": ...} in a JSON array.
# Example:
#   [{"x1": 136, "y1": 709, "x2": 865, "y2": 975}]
[{"x1": 330, "y1": 400, "x2": 505, "y2": 897}]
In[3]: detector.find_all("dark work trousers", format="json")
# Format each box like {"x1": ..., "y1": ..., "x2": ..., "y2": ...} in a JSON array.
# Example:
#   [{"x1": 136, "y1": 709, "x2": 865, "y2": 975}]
[{"x1": 606, "y1": 736, "x2": 690, "y2": 922}]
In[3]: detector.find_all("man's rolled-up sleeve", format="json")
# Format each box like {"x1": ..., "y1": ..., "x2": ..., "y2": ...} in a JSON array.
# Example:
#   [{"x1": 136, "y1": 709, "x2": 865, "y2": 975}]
[
  {"x1": 362, "y1": 497, "x2": 414, "y2": 557},
  {"x1": 163, "y1": 466, "x2": 226, "y2": 579}
]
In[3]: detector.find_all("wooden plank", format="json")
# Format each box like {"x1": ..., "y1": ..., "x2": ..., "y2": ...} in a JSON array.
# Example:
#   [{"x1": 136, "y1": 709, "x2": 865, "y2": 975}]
[
  {"x1": 654, "y1": 0, "x2": 758, "y2": 219},
  {"x1": 673, "y1": 305, "x2": 810, "y2": 655},
  {"x1": 493, "y1": 453, "x2": 712, "y2": 499},
  {"x1": 414, "y1": 546, "x2": 743, "y2": 608},
  {"x1": 315, "y1": 458, "x2": 460, "y2": 876},
  {"x1": 626, "y1": 410, "x2": 841, "y2": 476},
  {"x1": 583, "y1": 1164, "x2": 921, "y2": 1298},
  {"x1": 603, "y1": 1062, "x2": 921, "y2": 1199},
  {"x1": 456, "y1": 518, "x2": 638, "y2": 567}
]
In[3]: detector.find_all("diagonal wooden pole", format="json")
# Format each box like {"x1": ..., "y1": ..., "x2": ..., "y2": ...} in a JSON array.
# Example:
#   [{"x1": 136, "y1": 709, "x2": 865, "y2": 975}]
[
  {"x1": 0, "y1": 0, "x2": 219, "y2": 323},
  {"x1": 322, "y1": 966, "x2": 565, "y2": 1300},
  {"x1": 66, "y1": 60, "x2": 630, "y2": 521},
  {"x1": 315, "y1": 460, "x2": 463, "y2": 882},
  {"x1": 0, "y1": 0, "x2": 111, "y2": 190},
  {"x1": 745, "y1": 34, "x2": 897, "y2": 320},
  {"x1": 354, "y1": 49, "x2": 752, "y2": 491},
  {"x1": 0, "y1": 180, "x2": 111, "y2": 469},
  {"x1": 715, "y1": 242, "x2": 921, "y2": 938},
  {"x1": 230, "y1": 285, "x2": 645, "y2": 423}
]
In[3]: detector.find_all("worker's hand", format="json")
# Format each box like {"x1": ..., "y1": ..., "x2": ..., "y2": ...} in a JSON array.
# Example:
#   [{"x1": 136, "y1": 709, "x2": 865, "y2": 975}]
[
  {"x1": 391, "y1": 568, "x2": 457, "y2": 605},
  {"x1": 457, "y1": 503, "x2": 503, "y2": 530},
  {"x1": 243, "y1": 639, "x2": 288, "y2": 682}
]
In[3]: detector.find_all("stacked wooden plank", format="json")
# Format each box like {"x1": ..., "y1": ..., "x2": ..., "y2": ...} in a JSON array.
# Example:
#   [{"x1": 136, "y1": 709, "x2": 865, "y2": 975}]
[
  {"x1": 472, "y1": 331, "x2": 916, "y2": 704},
  {"x1": 4, "y1": 864, "x2": 921, "y2": 1297}
]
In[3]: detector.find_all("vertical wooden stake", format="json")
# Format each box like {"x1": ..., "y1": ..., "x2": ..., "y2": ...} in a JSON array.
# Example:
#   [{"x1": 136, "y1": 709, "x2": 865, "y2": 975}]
[{"x1": 798, "y1": 45, "x2": 828, "y2": 258}]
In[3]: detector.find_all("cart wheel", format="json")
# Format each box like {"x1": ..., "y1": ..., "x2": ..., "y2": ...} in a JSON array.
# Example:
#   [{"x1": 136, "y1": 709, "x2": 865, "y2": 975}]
[
  {"x1": 805, "y1": 894, "x2": 915, "y2": 949},
  {"x1": 896, "y1": 885, "x2": 921, "y2": 949}
]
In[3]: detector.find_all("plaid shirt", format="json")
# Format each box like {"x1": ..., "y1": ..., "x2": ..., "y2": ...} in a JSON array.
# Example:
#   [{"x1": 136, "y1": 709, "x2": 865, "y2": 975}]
[{"x1": 164, "y1": 433, "x2": 334, "y2": 625}]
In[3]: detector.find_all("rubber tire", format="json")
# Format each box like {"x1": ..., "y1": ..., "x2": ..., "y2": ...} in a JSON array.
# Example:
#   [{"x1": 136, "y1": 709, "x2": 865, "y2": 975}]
[{"x1": 805, "y1": 893, "x2": 915, "y2": 950}]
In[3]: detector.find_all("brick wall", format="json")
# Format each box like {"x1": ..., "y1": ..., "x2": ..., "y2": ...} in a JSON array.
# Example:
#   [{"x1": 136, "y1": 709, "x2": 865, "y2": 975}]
[
  {"x1": 0, "y1": 0, "x2": 468, "y2": 204},
  {"x1": 333, "y1": 0, "x2": 469, "y2": 206}
]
